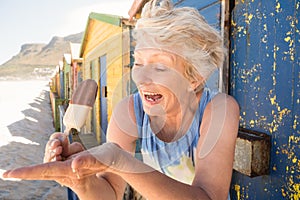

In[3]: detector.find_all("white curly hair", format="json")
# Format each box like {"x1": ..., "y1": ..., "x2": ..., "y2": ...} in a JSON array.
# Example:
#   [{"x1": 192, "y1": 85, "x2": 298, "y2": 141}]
[{"x1": 133, "y1": 0, "x2": 225, "y2": 91}]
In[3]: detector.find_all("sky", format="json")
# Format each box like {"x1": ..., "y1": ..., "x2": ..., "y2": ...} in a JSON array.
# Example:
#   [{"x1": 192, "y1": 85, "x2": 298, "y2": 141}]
[{"x1": 0, "y1": 0, "x2": 133, "y2": 65}]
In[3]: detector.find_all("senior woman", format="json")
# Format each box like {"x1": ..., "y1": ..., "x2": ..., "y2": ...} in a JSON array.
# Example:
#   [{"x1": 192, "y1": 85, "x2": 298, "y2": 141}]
[{"x1": 3, "y1": 0, "x2": 239, "y2": 199}]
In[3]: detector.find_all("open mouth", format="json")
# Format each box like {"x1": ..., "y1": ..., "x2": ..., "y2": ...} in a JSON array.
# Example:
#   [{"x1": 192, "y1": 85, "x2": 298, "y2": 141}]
[{"x1": 143, "y1": 92, "x2": 163, "y2": 103}]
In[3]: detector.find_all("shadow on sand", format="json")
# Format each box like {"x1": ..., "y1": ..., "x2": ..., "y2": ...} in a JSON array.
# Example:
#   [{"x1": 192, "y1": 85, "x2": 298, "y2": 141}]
[{"x1": 0, "y1": 84, "x2": 67, "y2": 200}]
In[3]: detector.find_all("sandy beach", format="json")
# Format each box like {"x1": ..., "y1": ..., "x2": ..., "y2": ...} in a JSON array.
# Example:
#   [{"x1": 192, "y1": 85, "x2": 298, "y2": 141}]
[{"x1": 0, "y1": 80, "x2": 67, "y2": 199}]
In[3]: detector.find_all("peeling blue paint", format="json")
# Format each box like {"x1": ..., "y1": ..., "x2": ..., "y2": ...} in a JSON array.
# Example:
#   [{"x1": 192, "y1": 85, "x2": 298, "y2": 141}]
[{"x1": 230, "y1": 0, "x2": 299, "y2": 199}]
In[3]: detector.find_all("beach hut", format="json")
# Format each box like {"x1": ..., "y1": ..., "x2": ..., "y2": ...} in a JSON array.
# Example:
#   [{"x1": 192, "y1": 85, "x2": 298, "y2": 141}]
[
  {"x1": 57, "y1": 61, "x2": 64, "y2": 99},
  {"x1": 63, "y1": 54, "x2": 72, "y2": 100},
  {"x1": 49, "y1": 60, "x2": 69, "y2": 132},
  {"x1": 80, "y1": 12, "x2": 134, "y2": 144},
  {"x1": 49, "y1": 65, "x2": 59, "y2": 94},
  {"x1": 70, "y1": 42, "x2": 83, "y2": 94}
]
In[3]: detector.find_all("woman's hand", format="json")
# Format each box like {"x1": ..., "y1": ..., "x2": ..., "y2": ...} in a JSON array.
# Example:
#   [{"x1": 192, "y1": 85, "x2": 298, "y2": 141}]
[
  {"x1": 3, "y1": 142, "x2": 135, "y2": 200},
  {"x1": 3, "y1": 159, "x2": 87, "y2": 189},
  {"x1": 3, "y1": 143, "x2": 120, "y2": 188},
  {"x1": 43, "y1": 132, "x2": 84, "y2": 163}
]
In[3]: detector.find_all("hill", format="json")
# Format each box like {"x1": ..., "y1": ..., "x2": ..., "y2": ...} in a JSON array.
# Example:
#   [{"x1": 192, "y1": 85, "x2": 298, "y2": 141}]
[{"x1": 0, "y1": 32, "x2": 84, "y2": 80}]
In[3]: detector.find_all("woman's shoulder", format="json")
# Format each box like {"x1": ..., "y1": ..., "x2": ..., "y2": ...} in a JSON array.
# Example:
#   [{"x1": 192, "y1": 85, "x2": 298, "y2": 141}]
[
  {"x1": 203, "y1": 92, "x2": 240, "y2": 119},
  {"x1": 199, "y1": 92, "x2": 240, "y2": 152},
  {"x1": 212, "y1": 93, "x2": 239, "y2": 109},
  {"x1": 107, "y1": 94, "x2": 138, "y2": 146},
  {"x1": 113, "y1": 95, "x2": 136, "y2": 116}
]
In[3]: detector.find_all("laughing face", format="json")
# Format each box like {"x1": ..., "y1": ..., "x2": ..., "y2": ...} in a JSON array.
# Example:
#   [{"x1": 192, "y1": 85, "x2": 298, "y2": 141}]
[{"x1": 132, "y1": 49, "x2": 195, "y2": 117}]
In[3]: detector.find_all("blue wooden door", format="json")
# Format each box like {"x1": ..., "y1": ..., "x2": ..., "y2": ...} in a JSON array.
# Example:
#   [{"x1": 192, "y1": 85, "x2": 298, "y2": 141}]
[
  {"x1": 59, "y1": 70, "x2": 64, "y2": 99},
  {"x1": 99, "y1": 55, "x2": 108, "y2": 144},
  {"x1": 230, "y1": 0, "x2": 299, "y2": 199},
  {"x1": 91, "y1": 60, "x2": 97, "y2": 134}
]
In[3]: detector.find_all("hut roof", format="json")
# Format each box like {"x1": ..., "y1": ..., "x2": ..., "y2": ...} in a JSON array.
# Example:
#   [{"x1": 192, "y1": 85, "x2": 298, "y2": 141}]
[
  {"x1": 128, "y1": 0, "x2": 148, "y2": 20},
  {"x1": 70, "y1": 43, "x2": 82, "y2": 61},
  {"x1": 80, "y1": 12, "x2": 123, "y2": 57},
  {"x1": 63, "y1": 53, "x2": 71, "y2": 65}
]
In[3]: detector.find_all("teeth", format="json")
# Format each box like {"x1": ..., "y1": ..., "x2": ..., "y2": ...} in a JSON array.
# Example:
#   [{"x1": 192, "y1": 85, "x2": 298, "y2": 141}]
[
  {"x1": 144, "y1": 92, "x2": 160, "y2": 96},
  {"x1": 146, "y1": 96, "x2": 155, "y2": 102},
  {"x1": 143, "y1": 91, "x2": 162, "y2": 102}
]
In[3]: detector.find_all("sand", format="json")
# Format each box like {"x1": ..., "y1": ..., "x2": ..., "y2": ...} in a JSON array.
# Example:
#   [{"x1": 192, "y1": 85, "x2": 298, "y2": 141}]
[{"x1": 0, "y1": 80, "x2": 67, "y2": 199}]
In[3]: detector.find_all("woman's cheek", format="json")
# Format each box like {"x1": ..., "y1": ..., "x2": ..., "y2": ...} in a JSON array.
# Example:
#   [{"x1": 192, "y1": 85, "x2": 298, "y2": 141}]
[
  {"x1": 131, "y1": 67, "x2": 141, "y2": 85},
  {"x1": 132, "y1": 66, "x2": 152, "y2": 85}
]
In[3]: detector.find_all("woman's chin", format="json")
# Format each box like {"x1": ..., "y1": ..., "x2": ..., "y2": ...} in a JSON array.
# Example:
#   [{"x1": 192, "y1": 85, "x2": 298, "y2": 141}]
[{"x1": 144, "y1": 104, "x2": 166, "y2": 116}]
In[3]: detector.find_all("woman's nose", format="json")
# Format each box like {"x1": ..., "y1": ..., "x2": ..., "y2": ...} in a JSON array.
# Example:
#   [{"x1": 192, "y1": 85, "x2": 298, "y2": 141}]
[{"x1": 132, "y1": 65, "x2": 152, "y2": 86}]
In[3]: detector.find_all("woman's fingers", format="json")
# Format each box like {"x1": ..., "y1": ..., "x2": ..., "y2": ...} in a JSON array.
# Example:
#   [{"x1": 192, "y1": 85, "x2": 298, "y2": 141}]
[
  {"x1": 59, "y1": 135, "x2": 85, "y2": 158},
  {"x1": 3, "y1": 161, "x2": 72, "y2": 180},
  {"x1": 44, "y1": 133, "x2": 85, "y2": 163},
  {"x1": 44, "y1": 133, "x2": 66, "y2": 163},
  {"x1": 49, "y1": 132, "x2": 65, "y2": 140},
  {"x1": 71, "y1": 153, "x2": 109, "y2": 179},
  {"x1": 70, "y1": 143, "x2": 120, "y2": 175},
  {"x1": 44, "y1": 138, "x2": 63, "y2": 163},
  {"x1": 67, "y1": 142, "x2": 85, "y2": 157},
  {"x1": 59, "y1": 134, "x2": 70, "y2": 157},
  {"x1": 44, "y1": 133, "x2": 71, "y2": 162}
]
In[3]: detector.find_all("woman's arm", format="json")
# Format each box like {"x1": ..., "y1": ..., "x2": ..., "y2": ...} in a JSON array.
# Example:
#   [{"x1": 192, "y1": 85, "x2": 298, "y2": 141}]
[
  {"x1": 193, "y1": 93, "x2": 240, "y2": 199},
  {"x1": 100, "y1": 93, "x2": 239, "y2": 200},
  {"x1": 2, "y1": 96, "x2": 138, "y2": 200},
  {"x1": 74, "y1": 95, "x2": 140, "y2": 200},
  {"x1": 3, "y1": 93, "x2": 239, "y2": 200}
]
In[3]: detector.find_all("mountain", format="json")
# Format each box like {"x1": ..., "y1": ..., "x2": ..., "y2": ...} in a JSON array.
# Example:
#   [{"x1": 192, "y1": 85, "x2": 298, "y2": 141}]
[{"x1": 0, "y1": 32, "x2": 84, "y2": 80}]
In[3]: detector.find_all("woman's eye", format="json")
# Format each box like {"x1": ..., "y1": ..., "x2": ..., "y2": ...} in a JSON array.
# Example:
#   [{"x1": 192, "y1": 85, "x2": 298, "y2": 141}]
[
  {"x1": 154, "y1": 64, "x2": 167, "y2": 72},
  {"x1": 134, "y1": 63, "x2": 144, "y2": 67}
]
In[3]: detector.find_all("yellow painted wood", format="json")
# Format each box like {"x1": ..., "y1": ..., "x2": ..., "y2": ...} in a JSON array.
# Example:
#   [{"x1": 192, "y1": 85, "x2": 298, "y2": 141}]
[{"x1": 80, "y1": 14, "x2": 131, "y2": 143}]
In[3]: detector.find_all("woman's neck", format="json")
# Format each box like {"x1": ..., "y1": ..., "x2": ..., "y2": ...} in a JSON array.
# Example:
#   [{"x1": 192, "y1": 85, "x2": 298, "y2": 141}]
[{"x1": 150, "y1": 91, "x2": 202, "y2": 142}]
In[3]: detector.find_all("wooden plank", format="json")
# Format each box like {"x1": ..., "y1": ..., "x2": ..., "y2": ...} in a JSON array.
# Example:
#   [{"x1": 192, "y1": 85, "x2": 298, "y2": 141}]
[{"x1": 230, "y1": 0, "x2": 299, "y2": 199}]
